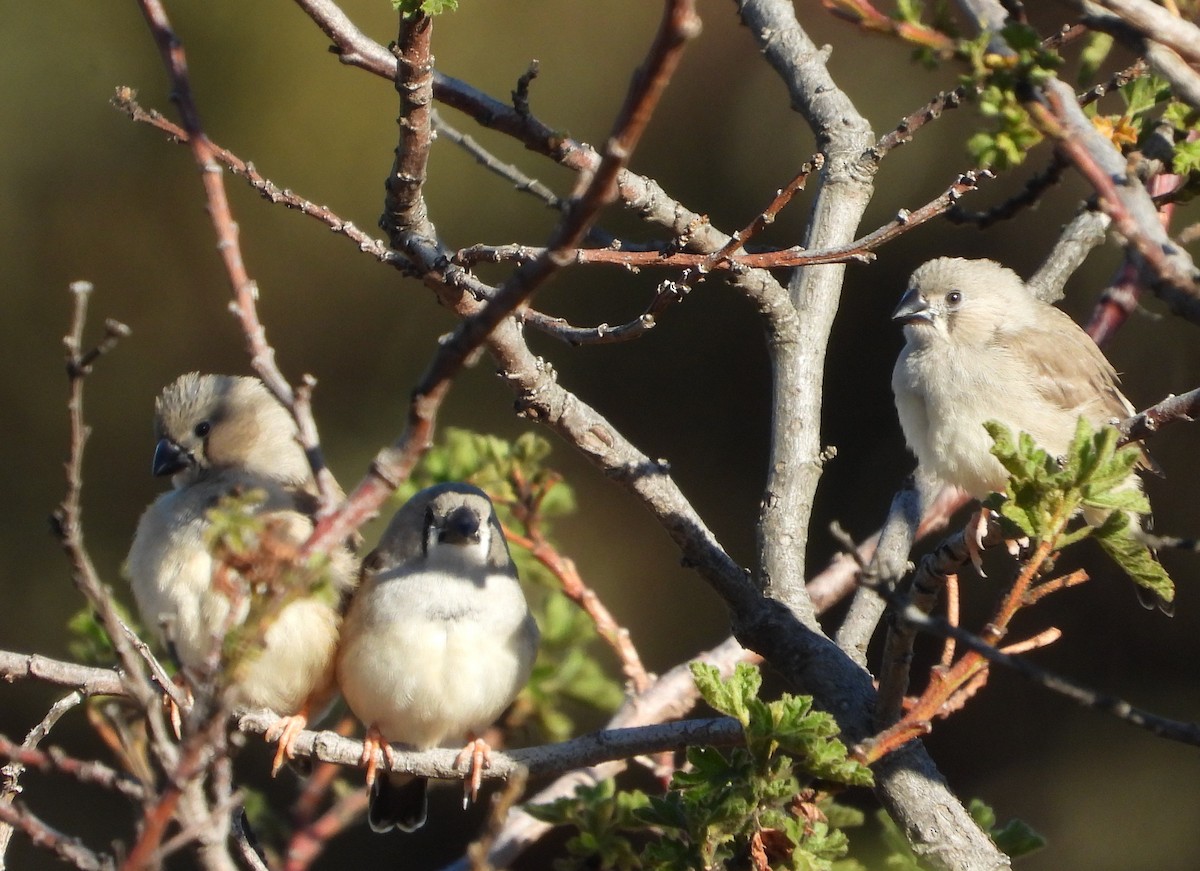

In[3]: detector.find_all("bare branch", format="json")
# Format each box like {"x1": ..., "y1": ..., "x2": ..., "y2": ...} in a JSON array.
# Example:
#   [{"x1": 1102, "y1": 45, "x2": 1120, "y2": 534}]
[
  {"x1": 1118, "y1": 385, "x2": 1200, "y2": 443},
  {"x1": 1028, "y1": 208, "x2": 1112, "y2": 302},
  {"x1": 1032, "y1": 78, "x2": 1200, "y2": 323},
  {"x1": 0, "y1": 802, "x2": 115, "y2": 871},
  {"x1": 1086, "y1": 0, "x2": 1200, "y2": 64},
  {"x1": 238, "y1": 712, "x2": 743, "y2": 780},
  {"x1": 0, "y1": 735, "x2": 145, "y2": 802},
  {"x1": 0, "y1": 652, "x2": 123, "y2": 697},
  {"x1": 306, "y1": 0, "x2": 702, "y2": 555}
]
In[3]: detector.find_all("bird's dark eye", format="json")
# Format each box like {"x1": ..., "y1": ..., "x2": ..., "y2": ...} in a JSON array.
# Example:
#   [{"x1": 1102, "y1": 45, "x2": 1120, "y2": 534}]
[
  {"x1": 193, "y1": 421, "x2": 211, "y2": 438},
  {"x1": 946, "y1": 290, "x2": 963, "y2": 305}
]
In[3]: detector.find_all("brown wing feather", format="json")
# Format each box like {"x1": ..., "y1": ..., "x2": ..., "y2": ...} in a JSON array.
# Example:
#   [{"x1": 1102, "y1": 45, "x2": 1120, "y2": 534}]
[{"x1": 1000, "y1": 306, "x2": 1158, "y2": 472}]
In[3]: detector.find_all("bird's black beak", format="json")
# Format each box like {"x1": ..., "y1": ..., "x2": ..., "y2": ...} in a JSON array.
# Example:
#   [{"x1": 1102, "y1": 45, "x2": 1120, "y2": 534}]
[
  {"x1": 152, "y1": 438, "x2": 191, "y2": 477},
  {"x1": 438, "y1": 505, "x2": 482, "y2": 545},
  {"x1": 892, "y1": 288, "x2": 933, "y2": 324}
]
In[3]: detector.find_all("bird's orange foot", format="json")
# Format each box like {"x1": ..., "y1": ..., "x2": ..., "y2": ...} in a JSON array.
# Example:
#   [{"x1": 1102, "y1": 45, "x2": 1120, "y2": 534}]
[
  {"x1": 453, "y1": 736, "x2": 492, "y2": 808},
  {"x1": 360, "y1": 725, "x2": 395, "y2": 788},
  {"x1": 264, "y1": 711, "x2": 309, "y2": 776}
]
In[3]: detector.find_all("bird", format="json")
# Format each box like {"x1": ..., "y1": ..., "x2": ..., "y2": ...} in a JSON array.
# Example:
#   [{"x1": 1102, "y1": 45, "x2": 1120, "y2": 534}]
[
  {"x1": 890, "y1": 257, "x2": 1167, "y2": 609},
  {"x1": 125, "y1": 373, "x2": 356, "y2": 764},
  {"x1": 336, "y1": 482, "x2": 540, "y2": 833}
]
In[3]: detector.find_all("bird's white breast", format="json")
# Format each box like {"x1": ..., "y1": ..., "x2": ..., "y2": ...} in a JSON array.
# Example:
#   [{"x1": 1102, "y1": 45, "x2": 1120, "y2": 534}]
[{"x1": 337, "y1": 566, "x2": 537, "y2": 749}]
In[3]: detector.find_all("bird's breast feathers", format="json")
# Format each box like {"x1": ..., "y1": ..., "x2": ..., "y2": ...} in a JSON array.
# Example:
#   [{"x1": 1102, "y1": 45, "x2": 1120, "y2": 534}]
[{"x1": 338, "y1": 567, "x2": 536, "y2": 746}]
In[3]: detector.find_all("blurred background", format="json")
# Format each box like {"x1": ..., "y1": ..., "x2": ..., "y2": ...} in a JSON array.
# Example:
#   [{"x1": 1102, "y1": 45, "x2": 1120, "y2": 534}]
[{"x1": 2, "y1": 1, "x2": 1199, "y2": 868}]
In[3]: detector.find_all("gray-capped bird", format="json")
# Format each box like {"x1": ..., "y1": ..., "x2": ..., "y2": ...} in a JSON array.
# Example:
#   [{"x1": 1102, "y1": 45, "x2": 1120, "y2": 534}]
[
  {"x1": 891, "y1": 257, "x2": 1167, "y2": 609},
  {"x1": 125, "y1": 373, "x2": 356, "y2": 764},
  {"x1": 336, "y1": 482, "x2": 539, "y2": 833}
]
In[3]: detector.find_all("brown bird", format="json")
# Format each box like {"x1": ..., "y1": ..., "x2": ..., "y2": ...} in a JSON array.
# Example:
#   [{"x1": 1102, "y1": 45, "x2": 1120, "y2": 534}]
[
  {"x1": 126, "y1": 373, "x2": 356, "y2": 764},
  {"x1": 891, "y1": 257, "x2": 1168, "y2": 610},
  {"x1": 336, "y1": 483, "x2": 539, "y2": 833}
]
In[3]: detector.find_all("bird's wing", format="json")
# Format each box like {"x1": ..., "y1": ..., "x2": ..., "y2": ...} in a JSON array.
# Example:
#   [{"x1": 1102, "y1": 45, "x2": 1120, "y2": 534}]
[{"x1": 998, "y1": 309, "x2": 1158, "y2": 472}]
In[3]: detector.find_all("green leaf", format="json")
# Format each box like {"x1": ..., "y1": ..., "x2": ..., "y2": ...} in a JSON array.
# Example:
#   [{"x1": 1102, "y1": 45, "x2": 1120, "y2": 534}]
[
  {"x1": 692, "y1": 661, "x2": 758, "y2": 726},
  {"x1": 991, "y1": 817, "x2": 1047, "y2": 858},
  {"x1": 391, "y1": 0, "x2": 458, "y2": 14},
  {"x1": 970, "y1": 798, "x2": 1046, "y2": 858},
  {"x1": 1173, "y1": 139, "x2": 1200, "y2": 175},
  {"x1": 1094, "y1": 517, "x2": 1175, "y2": 604},
  {"x1": 1122, "y1": 74, "x2": 1171, "y2": 116},
  {"x1": 1080, "y1": 485, "x2": 1150, "y2": 514},
  {"x1": 67, "y1": 601, "x2": 141, "y2": 667}
]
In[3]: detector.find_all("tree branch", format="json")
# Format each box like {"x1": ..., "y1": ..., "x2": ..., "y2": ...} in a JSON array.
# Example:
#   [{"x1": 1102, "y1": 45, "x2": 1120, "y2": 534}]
[{"x1": 238, "y1": 712, "x2": 743, "y2": 780}]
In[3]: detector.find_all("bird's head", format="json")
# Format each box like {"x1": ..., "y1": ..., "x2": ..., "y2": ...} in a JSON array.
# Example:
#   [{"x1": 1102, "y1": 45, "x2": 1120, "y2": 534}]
[
  {"x1": 366, "y1": 482, "x2": 514, "y2": 578},
  {"x1": 152, "y1": 373, "x2": 308, "y2": 487},
  {"x1": 893, "y1": 257, "x2": 1033, "y2": 349}
]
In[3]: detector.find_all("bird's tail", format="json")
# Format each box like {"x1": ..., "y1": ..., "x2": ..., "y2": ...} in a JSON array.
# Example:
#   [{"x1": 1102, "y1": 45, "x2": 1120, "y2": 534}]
[{"x1": 369, "y1": 773, "x2": 429, "y2": 833}]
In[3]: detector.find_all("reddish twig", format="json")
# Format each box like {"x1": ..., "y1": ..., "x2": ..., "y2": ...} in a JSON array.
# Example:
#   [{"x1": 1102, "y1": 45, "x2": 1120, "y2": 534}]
[
  {"x1": 111, "y1": 89, "x2": 405, "y2": 273},
  {"x1": 1087, "y1": 171, "x2": 1183, "y2": 345},
  {"x1": 504, "y1": 524, "x2": 650, "y2": 694},
  {"x1": 822, "y1": 0, "x2": 957, "y2": 55},
  {"x1": 457, "y1": 171, "x2": 993, "y2": 274},
  {"x1": 1118, "y1": 385, "x2": 1200, "y2": 443},
  {"x1": 696, "y1": 154, "x2": 825, "y2": 274},
  {"x1": 283, "y1": 790, "x2": 368, "y2": 871},
  {"x1": 1033, "y1": 79, "x2": 1200, "y2": 322},
  {"x1": 1087, "y1": 256, "x2": 1144, "y2": 346},
  {"x1": 307, "y1": 1, "x2": 701, "y2": 555},
  {"x1": 0, "y1": 736, "x2": 145, "y2": 801},
  {"x1": 128, "y1": 4, "x2": 341, "y2": 516}
]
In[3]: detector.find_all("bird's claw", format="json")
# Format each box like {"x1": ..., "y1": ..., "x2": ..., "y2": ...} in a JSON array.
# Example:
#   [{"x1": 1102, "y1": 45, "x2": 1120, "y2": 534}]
[
  {"x1": 454, "y1": 737, "x2": 491, "y2": 808},
  {"x1": 360, "y1": 726, "x2": 394, "y2": 788},
  {"x1": 967, "y1": 508, "x2": 991, "y2": 577},
  {"x1": 1005, "y1": 535, "x2": 1030, "y2": 557},
  {"x1": 264, "y1": 712, "x2": 308, "y2": 776},
  {"x1": 164, "y1": 678, "x2": 192, "y2": 740}
]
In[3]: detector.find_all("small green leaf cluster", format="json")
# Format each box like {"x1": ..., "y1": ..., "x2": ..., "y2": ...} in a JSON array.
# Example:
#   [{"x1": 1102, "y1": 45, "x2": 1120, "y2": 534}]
[
  {"x1": 401, "y1": 428, "x2": 576, "y2": 532},
  {"x1": 969, "y1": 799, "x2": 1046, "y2": 860},
  {"x1": 894, "y1": 0, "x2": 958, "y2": 69},
  {"x1": 1079, "y1": 45, "x2": 1200, "y2": 186},
  {"x1": 67, "y1": 600, "x2": 141, "y2": 667},
  {"x1": 962, "y1": 25, "x2": 1058, "y2": 169},
  {"x1": 521, "y1": 590, "x2": 626, "y2": 742},
  {"x1": 984, "y1": 419, "x2": 1174, "y2": 605},
  {"x1": 390, "y1": 0, "x2": 457, "y2": 16},
  {"x1": 529, "y1": 663, "x2": 872, "y2": 871},
  {"x1": 402, "y1": 428, "x2": 621, "y2": 741},
  {"x1": 203, "y1": 491, "x2": 339, "y2": 674}
]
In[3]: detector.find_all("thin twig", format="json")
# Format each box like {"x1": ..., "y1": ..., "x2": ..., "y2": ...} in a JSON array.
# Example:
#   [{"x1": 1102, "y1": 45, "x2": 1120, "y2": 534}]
[
  {"x1": 466, "y1": 768, "x2": 529, "y2": 871},
  {"x1": 305, "y1": 0, "x2": 701, "y2": 555},
  {"x1": 126, "y1": 3, "x2": 343, "y2": 516},
  {"x1": 504, "y1": 524, "x2": 651, "y2": 694},
  {"x1": 0, "y1": 735, "x2": 145, "y2": 802},
  {"x1": 0, "y1": 692, "x2": 88, "y2": 866},
  {"x1": 433, "y1": 109, "x2": 562, "y2": 211},
  {"x1": 1033, "y1": 78, "x2": 1200, "y2": 322},
  {"x1": 0, "y1": 803, "x2": 115, "y2": 871}
]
